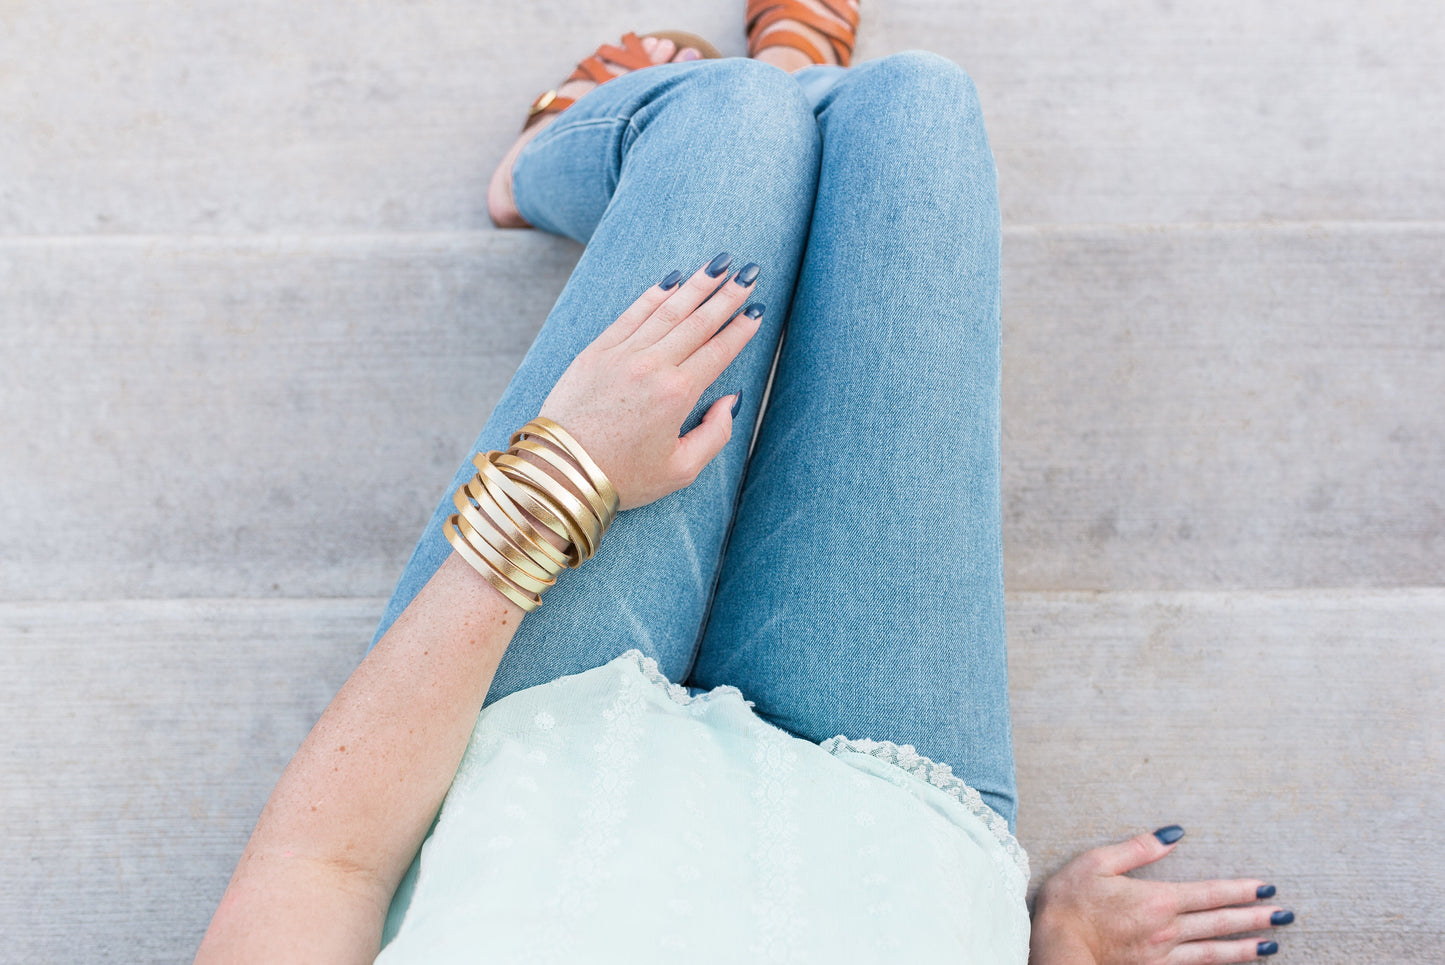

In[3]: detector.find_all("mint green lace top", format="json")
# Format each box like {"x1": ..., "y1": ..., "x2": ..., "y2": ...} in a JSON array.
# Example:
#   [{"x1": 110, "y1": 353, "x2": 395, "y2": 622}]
[{"x1": 373, "y1": 649, "x2": 1030, "y2": 963}]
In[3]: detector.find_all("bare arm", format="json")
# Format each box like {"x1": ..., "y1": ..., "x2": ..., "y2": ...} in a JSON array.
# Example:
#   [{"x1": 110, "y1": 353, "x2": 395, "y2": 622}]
[
  {"x1": 195, "y1": 257, "x2": 763, "y2": 963},
  {"x1": 195, "y1": 555, "x2": 526, "y2": 963}
]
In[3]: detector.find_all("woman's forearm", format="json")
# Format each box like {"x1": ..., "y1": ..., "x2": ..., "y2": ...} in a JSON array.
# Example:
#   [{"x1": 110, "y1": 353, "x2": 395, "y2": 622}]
[{"x1": 197, "y1": 554, "x2": 524, "y2": 962}]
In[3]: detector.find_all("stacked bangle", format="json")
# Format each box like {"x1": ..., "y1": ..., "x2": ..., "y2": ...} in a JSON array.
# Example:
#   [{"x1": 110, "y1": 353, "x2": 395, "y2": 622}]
[{"x1": 442, "y1": 417, "x2": 619, "y2": 611}]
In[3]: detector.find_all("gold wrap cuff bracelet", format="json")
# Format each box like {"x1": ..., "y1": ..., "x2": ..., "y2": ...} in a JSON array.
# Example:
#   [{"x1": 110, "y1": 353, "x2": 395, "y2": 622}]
[{"x1": 442, "y1": 417, "x2": 619, "y2": 612}]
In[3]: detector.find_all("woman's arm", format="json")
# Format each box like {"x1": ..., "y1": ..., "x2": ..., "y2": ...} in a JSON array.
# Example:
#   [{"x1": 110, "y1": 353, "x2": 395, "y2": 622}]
[
  {"x1": 195, "y1": 555, "x2": 527, "y2": 963},
  {"x1": 195, "y1": 259, "x2": 764, "y2": 964},
  {"x1": 1028, "y1": 827, "x2": 1294, "y2": 965}
]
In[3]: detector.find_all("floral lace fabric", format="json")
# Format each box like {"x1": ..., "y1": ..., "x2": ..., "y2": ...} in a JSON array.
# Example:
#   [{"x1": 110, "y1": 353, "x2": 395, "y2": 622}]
[{"x1": 377, "y1": 649, "x2": 1031, "y2": 964}]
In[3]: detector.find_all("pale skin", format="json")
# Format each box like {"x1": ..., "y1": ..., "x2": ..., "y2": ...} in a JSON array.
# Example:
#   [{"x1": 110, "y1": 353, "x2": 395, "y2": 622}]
[{"x1": 200, "y1": 6, "x2": 1294, "y2": 962}]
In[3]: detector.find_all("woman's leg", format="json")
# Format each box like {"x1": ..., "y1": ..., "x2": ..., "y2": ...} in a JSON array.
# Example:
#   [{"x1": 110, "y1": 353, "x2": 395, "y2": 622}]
[
  {"x1": 687, "y1": 51, "x2": 1018, "y2": 830},
  {"x1": 368, "y1": 58, "x2": 820, "y2": 697},
  {"x1": 369, "y1": 58, "x2": 820, "y2": 941}
]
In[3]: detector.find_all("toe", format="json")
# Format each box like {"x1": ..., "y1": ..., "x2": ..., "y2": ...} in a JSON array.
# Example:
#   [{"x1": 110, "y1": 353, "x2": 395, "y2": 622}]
[
  {"x1": 649, "y1": 38, "x2": 677, "y2": 64},
  {"x1": 676, "y1": 46, "x2": 702, "y2": 62}
]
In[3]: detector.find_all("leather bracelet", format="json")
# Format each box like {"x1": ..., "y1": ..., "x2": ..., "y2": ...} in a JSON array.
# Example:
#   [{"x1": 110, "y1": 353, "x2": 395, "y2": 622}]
[
  {"x1": 473, "y1": 452, "x2": 571, "y2": 542},
  {"x1": 453, "y1": 484, "x2": 559, "y2": 583},
  {"x1": 509, "y1": 437, "x2": 612, "y2": 526},
  {"x1": 453, "y1": 510, "x2": 556, "y2": 594},
  {"x1": 514, "y1": 417, "x2": 620, "y2": 517},
  {"x1": 493, "y1": 452, "x2": 602, "y2": 561},
  {"x1": 446, "y1": 417, "x2": 621, "y2": 611},
  {"x1": 443, "y1": 514, "x2": 543, "y2": 612},
  {"x1": 465, "y1": 474, "x2": 570, "y2": 571}
]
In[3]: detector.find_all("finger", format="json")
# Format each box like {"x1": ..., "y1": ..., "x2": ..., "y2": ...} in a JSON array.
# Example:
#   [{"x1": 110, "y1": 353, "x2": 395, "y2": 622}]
[
  {"x1": 592, "y1": 271, "x2": 686, "y2": 351},
  {"x1": 627, "y1": 252, "x2": 734, "y2": 348},
  {"x1": 1167, "y1": 938, "x2": 1280, "y2": 964},
  {"x1": 670, "y1": 394, "x2": 738, "y2": 487},
  {"x1": 1175, "y1": 905, "x2": 1293, "y2": 942},
  {"x1": 1090, "y1": 826, "x2": 1185, "y2": 876},
  {"x1": 653, "y1": 261, "x2": 760, "y2": 364},
  {"x1": 1174, "y1": 878, "x2": 1276, "y2": 913},
  {"x1": 679, "y1": 302, "x2": 765, "y2": 385}
]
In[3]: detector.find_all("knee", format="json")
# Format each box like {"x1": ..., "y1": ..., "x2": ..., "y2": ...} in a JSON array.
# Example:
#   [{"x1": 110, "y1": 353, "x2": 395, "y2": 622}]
[
  {"x1": 671, "y1": 57, "x2": 820, "y2": 157},
  {"x1": 840, "y1": 50, "x2": 986, "y2": 132}
]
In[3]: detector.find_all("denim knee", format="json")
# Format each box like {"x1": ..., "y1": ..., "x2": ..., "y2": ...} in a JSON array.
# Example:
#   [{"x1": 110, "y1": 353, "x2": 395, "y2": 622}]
[
  {"x1": 829, "y1": 50, "x2": 988, "y2": 145},
  {"x1": 638, "y1": 57, "x2": 820, "y2": 165}
]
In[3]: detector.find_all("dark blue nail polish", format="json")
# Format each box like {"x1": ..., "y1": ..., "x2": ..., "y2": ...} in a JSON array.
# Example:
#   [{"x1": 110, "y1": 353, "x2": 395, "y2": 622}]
[
  {"x1": 1153, "y1": 825, "x2": 1185, "y2": 845},
  {"x1": 1257, "y1": 940, "x2": 1279, "y2": 956},
  {"x1": 734, "y1": 262, "x2": 760, "y2": 287},
  {"x1": 742, "y1": 303, "x2": 765, "y2": 319},
  {"x1": 705, "y1": 252, "x2": 732, "y2": 277},
  {"x1": 730, "y1": 395, "x2": 741, "y2": 418},
  {"x1": 660, "y1": 269, "x2": 683, "y2": 290},
  {"x1": 1270, "y1": 910, "x2": 1294, "y2": 926},
  {"x1": 1256, "y1": 885, "x2": 1276, "y2": 899}
]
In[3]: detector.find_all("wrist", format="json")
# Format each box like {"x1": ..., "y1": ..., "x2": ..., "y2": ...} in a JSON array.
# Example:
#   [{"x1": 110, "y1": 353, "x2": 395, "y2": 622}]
[{"x1": 1029, "y1": 904, "x2": 1097, "y2": 965}]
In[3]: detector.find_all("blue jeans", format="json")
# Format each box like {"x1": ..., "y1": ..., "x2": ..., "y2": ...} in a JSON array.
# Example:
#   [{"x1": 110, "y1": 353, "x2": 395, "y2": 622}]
[{"x1": 371, "y1": 51, "x2": 1013, "y2": 936}]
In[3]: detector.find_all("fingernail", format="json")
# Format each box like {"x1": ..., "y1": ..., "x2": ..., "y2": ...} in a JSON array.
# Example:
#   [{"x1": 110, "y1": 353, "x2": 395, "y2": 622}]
[
  {"x1": 1270, "y1": 910, "x2": 1294, "y2": 926},
  {"x1": 1153, "y1": 825, "x2": 1185, "y2": 845},
  {"x1": 742, "y1": 303, "x2": 765, "y2": 319},
  {"x1": 705, "y1": 252, "x2": 732, "y2": 277},
  {"x1": 660, "y1": 269, "x2": 683, "y2": 290},
  {"x1": 1256, "y1": 884, "x2": 1276, "y2": 899},
  {"x1": 730, "y1": 394, "x2": 741, "y2": 418},
  {"x1": 734, "y1": 262, "x2": 760, "y2": 287},
  {"x1": 1257, "y1": 941, "x2": 1279, "y2": 956}
]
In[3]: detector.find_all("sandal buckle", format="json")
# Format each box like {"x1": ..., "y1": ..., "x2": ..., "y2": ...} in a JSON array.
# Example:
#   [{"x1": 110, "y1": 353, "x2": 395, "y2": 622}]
[{"x1": 528, "y1": 90, "x2": 558, "y2": 116}]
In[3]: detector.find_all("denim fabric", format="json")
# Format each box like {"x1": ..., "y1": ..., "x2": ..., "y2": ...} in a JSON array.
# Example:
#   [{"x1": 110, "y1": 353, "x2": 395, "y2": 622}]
[{"x1": 367, "y1": 54, "x2": 1014, "y2": 829}]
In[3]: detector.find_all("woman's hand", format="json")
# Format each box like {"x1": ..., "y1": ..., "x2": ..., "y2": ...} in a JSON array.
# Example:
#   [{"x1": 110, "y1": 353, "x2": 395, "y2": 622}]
[
  {"x1": 536, "y1": 253, "x2": 764, "y2": 510},
  {"x1": 1029, "y1": 827, "x2": 1294, "y2": 965}
]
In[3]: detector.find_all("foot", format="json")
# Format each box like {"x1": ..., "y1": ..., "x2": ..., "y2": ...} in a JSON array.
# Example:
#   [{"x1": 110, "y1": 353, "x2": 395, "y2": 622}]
[
  {"x1": 751, "y1": 0, "x2": 860, "y2": 73},
  {"x1": 488, "y1": 36, "x2": 703, "y2": 228}
]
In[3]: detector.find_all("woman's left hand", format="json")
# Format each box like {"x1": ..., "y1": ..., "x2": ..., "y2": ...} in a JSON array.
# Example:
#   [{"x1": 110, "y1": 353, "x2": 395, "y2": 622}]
[{"x1": 1028, "y1": 827, "x2": 1294, "y2": 965}]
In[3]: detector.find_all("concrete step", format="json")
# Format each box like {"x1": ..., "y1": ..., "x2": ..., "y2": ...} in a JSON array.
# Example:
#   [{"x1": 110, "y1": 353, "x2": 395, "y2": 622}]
[
  {"x1": 3, "y1": 224, "x2": 1440, "y2": 599},
  {"x1": 3, "y1": 591, "x2": 1439, "y2": 962},
  {"x1": 1, "y1": 0, "x2": 1441, "y2": 234}
]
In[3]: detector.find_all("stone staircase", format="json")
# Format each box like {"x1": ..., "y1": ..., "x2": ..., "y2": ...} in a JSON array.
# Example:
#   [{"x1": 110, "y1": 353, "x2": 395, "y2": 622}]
[{"x1": 2, "y1": 1, "x2": 1440, "y2": 961}]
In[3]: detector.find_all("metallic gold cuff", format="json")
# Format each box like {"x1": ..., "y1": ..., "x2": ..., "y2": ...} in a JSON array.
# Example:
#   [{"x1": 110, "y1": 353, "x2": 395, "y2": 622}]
[
  {"x1": 513, "y1": 417, "x2": 620, "y2": 517},
  {"x1": 465, "y1": 474, "x2": 570, "y2": 571},
  {"x1": 493, "y1": 451, "x2": 602, "y2": 561},
  {"x1": 443, "y1": 514, "x2": 541, "y2": 612},
  {"x1": 453, "y1": 483, "x2": 558, "y2": 583},
  {"x1": 509, "y1": 437, "x2": 611, "y2": 525},
  {"x1": 453, "y1": 511, "x2": 555, "y2": 594}
]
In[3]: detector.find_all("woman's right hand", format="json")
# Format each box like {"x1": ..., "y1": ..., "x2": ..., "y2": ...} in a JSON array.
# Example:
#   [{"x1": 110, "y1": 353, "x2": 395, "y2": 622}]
[
  {"x1": 1029, "y1": 827, "x2": 1294, "y2": 965},
  {"x1": 535, "y1": 253, "x2": 764, "y2": 511}
]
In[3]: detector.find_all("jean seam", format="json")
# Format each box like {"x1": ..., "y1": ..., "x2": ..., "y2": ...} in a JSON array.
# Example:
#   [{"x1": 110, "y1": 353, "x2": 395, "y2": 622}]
[{"x1": 683, "y1": 315, "x2": 791, "y2": 684}]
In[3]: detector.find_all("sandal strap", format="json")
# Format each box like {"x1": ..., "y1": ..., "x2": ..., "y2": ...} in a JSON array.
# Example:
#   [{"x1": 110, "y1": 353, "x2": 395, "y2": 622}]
[
  {"x1": 568, "y1": 31, "x2": 654, "y2": 85},
  {"x1": 746, "y1": 0, "x2": 857, "y2": 66},
  {"x1": 746, "y1": 27, "x2": 831, "y2": 66}
]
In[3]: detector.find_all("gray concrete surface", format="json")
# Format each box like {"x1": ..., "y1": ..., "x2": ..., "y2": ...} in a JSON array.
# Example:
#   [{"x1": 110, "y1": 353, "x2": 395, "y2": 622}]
[{"x1": 2, "y1": 0, "x2": 1441, "y2": 961}]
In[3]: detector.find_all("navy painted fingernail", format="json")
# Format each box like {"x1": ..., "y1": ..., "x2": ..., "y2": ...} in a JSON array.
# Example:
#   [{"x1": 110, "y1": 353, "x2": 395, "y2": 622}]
[
  {"x1": 660, "y1": 269, "x2": 683, "y2": 290},
  {"x1": 742, "y1": 303, "x2": 765, "y2": 319},
  {"x1": 1153, "y1": 825, "x2": 1185, "y2": 845},
  {"x1": 705, "y1": 252, "x2": 732, "y2": 277},
  {"x1": 1257, "y1": 884, "x2": 1276, "y2": 899},
  {"x1": 1270, "y1": 910, "x2": 1294, "y2": 926},
  {"x1": 1257, "y1": 940, "x2": 1279, "y2": 956},
  {"x1": 735, "y1": 262, "x2": 760, "y2": 287},
  {"x1": 730, "y1": 395, "x2": 741, "y2": 418}
]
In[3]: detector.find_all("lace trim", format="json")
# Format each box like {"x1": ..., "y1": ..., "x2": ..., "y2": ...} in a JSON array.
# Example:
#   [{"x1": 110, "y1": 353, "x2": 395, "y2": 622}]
[
  {"x1": 621, "y1": 648, "x2": 755, "y2": 709},
  {"x1": 818, "y1": 736, "x2": 1029, "y2": 882},
  {"x1": 617, "y1": 649, "x2": 1029, "y2": 882}
]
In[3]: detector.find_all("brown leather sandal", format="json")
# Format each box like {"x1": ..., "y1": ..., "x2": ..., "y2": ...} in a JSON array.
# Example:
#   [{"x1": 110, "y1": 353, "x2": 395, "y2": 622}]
[
  {"x1": 746, "y1": 0, "x2": 860, "y2": 67},
  {"x1": 524, "y1": 30, "x2": 723, "y2": 131}
]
